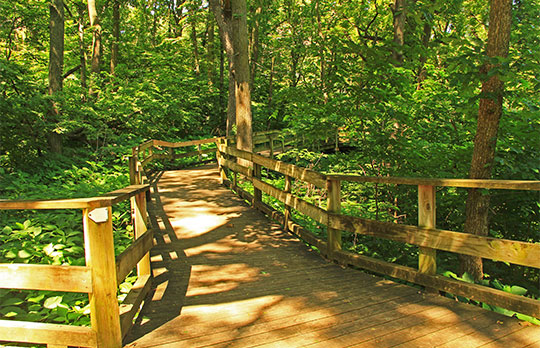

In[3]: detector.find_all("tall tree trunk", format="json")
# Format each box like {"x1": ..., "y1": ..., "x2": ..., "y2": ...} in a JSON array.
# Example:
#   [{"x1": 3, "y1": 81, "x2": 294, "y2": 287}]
[
  {"x1": 391, "y1": 0, "x2": 406, "y2": 65},
  {"x1": 267, "y1": 55, "x2": 275, "y2": 129},
  {"x1": 416, "y1": 22, "x2": 431, "y2": 89},
  {"x1": 460, "y1": 0, "x2": 512, "y2": 281},
  {"x1": 231, "y1": 0, "x2": 252, "y2": 152},
  {"x1": 315, "y1": 0, "x2": 327, "y2": 103},
  {"x1": 249, "y1": 4, "x2": 262, "y2": 92},
  {"x1": 48, "y1": 0, "x2": 64, "y2": 153},
  {"x1": 191, "y1": 17, "x2": 200, "y2": 75},
  {"x1": 88, "y1": 0, "x2": 101, "y2": 74},
  {"x1": 110, "y1": 0, "x2": 120, "y2": 75},
  {"x1": 209, "y1": 0, "x2": 236, "y2": 136},
  {"x1": 207, "y1": 13, "x2": 215, "y2": 84},
  {"x1": 77, "y1": 2, "x2": 87, "y2": 99},
  {"x1": 219, "y1": 43, "x2": 226, "y2": 131}
]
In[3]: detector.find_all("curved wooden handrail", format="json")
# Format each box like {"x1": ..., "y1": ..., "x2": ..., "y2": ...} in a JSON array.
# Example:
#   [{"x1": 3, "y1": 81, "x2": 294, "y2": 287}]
[{"x1": 0, "y1": 184, "x2": 149, "y2": 210}]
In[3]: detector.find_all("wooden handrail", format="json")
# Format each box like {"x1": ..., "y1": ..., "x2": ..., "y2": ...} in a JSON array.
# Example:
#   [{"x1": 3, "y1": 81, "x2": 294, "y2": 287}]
[
  {"x1": 214, "y1": 139, "x2": 540, "y2": 319},
  {"x1": 327, "y1": 174, "x2": 540, "y2": 190}
]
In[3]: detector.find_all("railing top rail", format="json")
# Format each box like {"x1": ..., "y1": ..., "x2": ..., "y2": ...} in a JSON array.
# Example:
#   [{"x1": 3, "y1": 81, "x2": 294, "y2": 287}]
[
  {"x1": 326, "y1": 174, "x2": 540, "y2": 191},
  {"x1": 0, "y1": 184, "x2": 149, "y2": 210}
]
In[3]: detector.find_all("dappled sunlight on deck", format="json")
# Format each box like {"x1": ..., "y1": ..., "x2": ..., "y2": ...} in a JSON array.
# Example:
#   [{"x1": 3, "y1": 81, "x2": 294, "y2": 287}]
[{"x1": 123, "y1": 165, "x2": 540, "y2": 348}]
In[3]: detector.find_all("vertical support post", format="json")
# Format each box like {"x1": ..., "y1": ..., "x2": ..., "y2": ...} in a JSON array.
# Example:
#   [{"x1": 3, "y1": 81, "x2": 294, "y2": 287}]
[
  {"x1": 128, "y1": 156, "x2": 137, "y2": 185},
  {"x1": 216, "y1": 139, "x2": 227, "y2": 183},
  {"x1": 168, "y1": 146, "x2": 174, "y2": 160},
  {"x1": 335, "y1": 129, "x2": 339, "y2": 152},
  {"x1": 134, "y1": 192, "x2": 151, "y2": 276},
  {"x1": 83, "y1": 206, "x2": 122, "y2": 348},
  {"x1": 269, "y1": 135, "x2": 274, "y2": 158},
  {"x1": 197, "y1": 144, "x2": 202, "y2": 162},
  {"x1": 327, "y1": 178, "x2": 342, "y2": 258},
  {"x1": 283, "y1": 175, "x2": 292, "y2": 232},
  {"x1": 418, "y1": 185, "x2": 436, "y2": 275},
  {"x1": 253, "y1": 162, "x2": 262, "y2": 206},
  {"x1": 281, "y1": 138, "x2": 285, "y2": 153}
]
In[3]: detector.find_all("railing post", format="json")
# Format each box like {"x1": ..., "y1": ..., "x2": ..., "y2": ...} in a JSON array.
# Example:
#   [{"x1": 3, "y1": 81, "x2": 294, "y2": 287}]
[
  {"x1": 216, "y1": 139, "x2": 227, "y2": 183},
  {"x1": 327, "y1": 178, "x2": 342, "y2": 258},
  {"x1": 197, "y1": 144, "x2": 202, "y2": 162},
  {"x1": 134, "y1": 192, "x2": 151, "y2": 276},
  {"x1": 284, "y1": 175, "x2": 292, "y2": 231},
  {"x1": 83, "y1": 206, "x2": 122, "y2": 348},
  {"x1": 418, "y1": 185, "x2": 436, "y2": 276},
  {"x1": 269, "y1": 135, "x2": 274, "y2": 158},
  {"x1": 128, "y1": 156, "x2": 137, "y2": 185},
  {"x1": 253, "y1": 162, "x2": 262, "y2": 206}
]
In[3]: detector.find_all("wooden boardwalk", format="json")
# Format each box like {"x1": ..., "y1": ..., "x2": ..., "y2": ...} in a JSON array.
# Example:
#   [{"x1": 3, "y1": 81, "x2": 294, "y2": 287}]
[{"x1": 124, "y1": 165, "x2": 540, "y2": 348}]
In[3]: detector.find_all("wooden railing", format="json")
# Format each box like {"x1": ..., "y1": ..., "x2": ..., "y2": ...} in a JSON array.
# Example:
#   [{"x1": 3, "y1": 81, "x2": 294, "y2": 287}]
[
  {"x1": 0, "y1": 185, "x2": 152, "y2": 348},
  {"x1": 215, "y1": 142, "x2": 540, "y2": 319}
]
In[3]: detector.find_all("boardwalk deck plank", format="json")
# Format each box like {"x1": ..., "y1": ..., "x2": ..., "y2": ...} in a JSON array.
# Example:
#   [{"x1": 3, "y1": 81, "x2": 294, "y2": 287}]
[{"x1": 124, "y1": 165, "x2": 540, "y2": 348}]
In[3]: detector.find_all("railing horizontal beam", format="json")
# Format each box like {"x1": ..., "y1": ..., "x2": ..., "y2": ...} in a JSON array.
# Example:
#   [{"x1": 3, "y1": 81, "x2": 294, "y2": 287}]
[
  {"x1": 326, "y1": 174, "x2": 540, "y2": 190},
  {"x1": 0, "y1": 320, "x2": 97, "y2": 348},
  {"x1": 0, "y1": 264, "x2": 92, "y2": 293}
]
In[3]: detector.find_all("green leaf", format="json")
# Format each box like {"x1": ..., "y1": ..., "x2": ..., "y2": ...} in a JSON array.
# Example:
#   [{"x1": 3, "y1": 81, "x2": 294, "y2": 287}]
[
  {"x1": 461, "y1": 272, "x2": 475, "y2": 284},
  {"x1": 44, "y1": 296, "x2": 63, "y2": 309},
  {"x1": 509, "y1": 286, "x2": 528, "y2": 296},
  {"x1": 1, "y1": 297, "x2": 24, "y2": 307},
  {"x1": 18, "y1": 250, "x2": 32, "y2": 259}
]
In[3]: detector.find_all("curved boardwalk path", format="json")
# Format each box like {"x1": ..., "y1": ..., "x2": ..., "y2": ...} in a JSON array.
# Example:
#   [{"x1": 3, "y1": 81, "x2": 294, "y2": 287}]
[{"x1": 124, "y1": 165, "x2": 540, "y2": 348}]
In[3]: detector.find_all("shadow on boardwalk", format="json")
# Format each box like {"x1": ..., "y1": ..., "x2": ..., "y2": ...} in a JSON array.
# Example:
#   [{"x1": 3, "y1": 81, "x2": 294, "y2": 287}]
[{"x1": 124, "y1": 165, "x2": 540, "y2": 348}]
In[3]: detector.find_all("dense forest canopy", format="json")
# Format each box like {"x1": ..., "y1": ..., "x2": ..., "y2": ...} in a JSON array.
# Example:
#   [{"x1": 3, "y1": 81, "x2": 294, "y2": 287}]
[{"x1": 1, "y1": 0, "x2": 539, "y2": 300}]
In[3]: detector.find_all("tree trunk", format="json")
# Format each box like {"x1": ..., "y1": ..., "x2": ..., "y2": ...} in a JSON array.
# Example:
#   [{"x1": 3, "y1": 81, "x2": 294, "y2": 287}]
[
  {"x1": 209, "y1": 0, "x2": 236, "y2": 137},
  {"x1": 88, "y1": 0, "x2": 101, "y2": 74},
  {"x1": 460, "y1": 0, "x2": 512, "y2": 281},
  {"x1": 191, "y1": 16, "x2": 200, "y2": 75},
  {"x1": 231, "y1": 0, "x2": 252, "y2": 152},
  {"x1": 416, "y1": 22, "x2": 431, "y2": 89},
  {"x1": 110, "y1": 0, "x2": 120, "y2": 75},
  {"x1": 391, "y1": 0, "x2": 407, "y2": 65},
  {"x1": 207, "y1": 13, "x2": 215, "y2": 84},
  {"x1": 249, "y1": 4, "x2": 262, "y2": 92},
  {"x1": 48, "y1": 0, "x2": 64, "y2": 154},
  {"x1": 77, "y1": 2, "x2": 87, "y2": 96},
  {"x1": 316, "y1": 0, "x2": 327, "y2": 103}
]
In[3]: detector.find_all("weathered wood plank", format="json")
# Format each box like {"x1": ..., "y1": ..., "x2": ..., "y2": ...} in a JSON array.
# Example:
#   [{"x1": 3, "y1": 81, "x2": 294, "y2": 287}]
[
  {"x1": 0, "y1": 197, "x2": 112, "y2": 210},
  {"x1": 251, "y1": 177, "x2": 327, "y2": 225},
  {"x1": 333, "y1": 249, "x2": 540, "y2": 318},
  {"x1": 120, "y1": 274, "x2": 152, "y2": 338},
  {"x1": 218, "y1": 157, "x2": 251, "y2": 177},
  {"x1": 116, "y1": 228, "x2": 154, "y2": 284},
  {"x1": 102, "y1": 184, "x2": 150, "y2": 205},
  {"x1": 326, "y1": 178, "x2": 341, "y2": 256},
  {"x1": 0, "y1": 320, "x2": 97, "y2": 347},
  {"x1": 83, "y1": 206, "x2": 122, "y2": 348},
  {"x1": 218, "y1": 144, "x2": 327, "y2": 188},
  {"x1": 418, "y1": 185, "x2": 436, "y2": 275},
  {"x1": 328, "y1": 214, "x2": 540, "y2": 269},
  {"x1": 0, "y1": 264, "x2": 92, "y2": 293},
  {"x1": 326, "y1": 174, "x2": 540, "y2": 191}
]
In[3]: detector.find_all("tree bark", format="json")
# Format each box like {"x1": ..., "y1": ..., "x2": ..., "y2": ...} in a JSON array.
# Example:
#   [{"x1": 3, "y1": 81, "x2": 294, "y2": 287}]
[
  {"x1": 191, "y1": 15, "x2": 200, "y2": 75},
  {"x1": 416, "y1": 22, "x2": 431, "y2": 89},
  {"x1": 207, "y1": 13, "x2": 215, "y2": 84},
  {"x1": 77, "y1": 2, "x2": 87, "y2": 96},
  {"x1": 48, "y1": 0, "x2": 64, "y2": 153},
  {"x1": 110, "y1": 0, "x2": 120, "y2": 75},
  {"x1": 231, "y1": 0, "x2": 252, "y2": 153},
  {"x1": 249, "y1": 3, "x2": 262, "y2": 92},
  {"x1": 391, "y1": 0, "x2": 407, "y2": 65},
  {"x1": 88, "y1": 0, "x2": 101, "y2": 74},
  {"x1": 209, "y1": 0, "x2": 236, "y2": 136},
  {"x1": 460, "y1": 0, "x2": 512, "y2": 281}
]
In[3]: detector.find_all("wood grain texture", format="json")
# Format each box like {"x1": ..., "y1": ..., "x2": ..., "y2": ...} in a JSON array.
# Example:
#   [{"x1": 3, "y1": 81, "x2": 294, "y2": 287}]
[
  {"x1": 0, "y1": 320, "x2": 97, "y2": 347},
  {"x1": 328, "y1": 214, "x2": 540, "y2": 268},
  {"x1": 0, "y1": 264, "x2": 92, "y2": 293}
]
